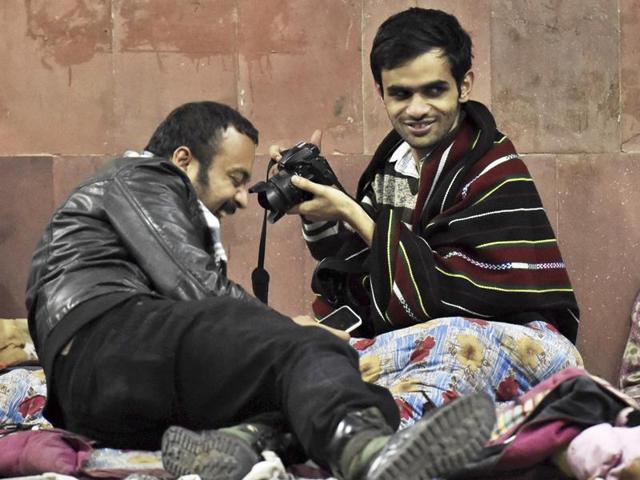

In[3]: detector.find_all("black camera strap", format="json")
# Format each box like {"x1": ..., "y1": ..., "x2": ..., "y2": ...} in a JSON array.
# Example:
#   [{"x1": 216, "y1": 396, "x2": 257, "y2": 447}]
[
  {"x1": 251, "y1": 150, "x2": 347, "y2": 305},
  {"x1": 251, "y1": 159, "x2": 276, "y2": 304}
]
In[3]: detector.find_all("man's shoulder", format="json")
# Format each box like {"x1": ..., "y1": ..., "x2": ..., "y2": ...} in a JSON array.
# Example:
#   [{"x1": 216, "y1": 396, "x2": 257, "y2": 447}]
[
  {"x1": 468, "y1": 135, "x2": 528, "y2": 176},
  {"x1": 85, "y1": 155, "x2": 183, "y2": 185},
  {"x1": 108, "y1": 154, "x2": 173, "y2": 174},
  {"x1": 59, "y1": 156, "x2": 185, "y2": 209}
]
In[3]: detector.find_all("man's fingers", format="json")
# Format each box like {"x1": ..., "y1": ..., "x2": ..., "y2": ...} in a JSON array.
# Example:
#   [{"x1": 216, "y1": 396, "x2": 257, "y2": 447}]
[
  {"x1": 286, "y1": 205, "x2": 301, "y2": 215},
  {"x1": 269, "y1": 144, "x2": 283, "y2": 160},
  {"x1": 319, "y1": 324, "x2": 351, "y2": 341},
  {"x1": 309, "y1": 129, "x2": 323, "y2": 150},
  {"x1": 268, "y1": 163, "x2": 280, "y2": 178},
  {"x1": 290, "y1": 175, "x2": 320, "y2": 193},
  {"x1": 271, "y1": 131, "x2": 321, "y2": 161},
  {"x1": 291, "y1": 314, "x2": 350, "y2": 341}
]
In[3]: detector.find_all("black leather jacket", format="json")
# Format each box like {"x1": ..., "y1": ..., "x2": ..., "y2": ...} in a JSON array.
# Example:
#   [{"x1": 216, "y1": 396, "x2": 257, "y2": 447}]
[{"x1": 26, "y1": 156, "x2": 255, "y2": 359}]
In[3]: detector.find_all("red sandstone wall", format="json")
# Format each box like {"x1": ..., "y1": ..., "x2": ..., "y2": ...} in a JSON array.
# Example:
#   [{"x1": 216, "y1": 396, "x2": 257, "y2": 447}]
[{"x1": 1, "y1": 0, "x2": 639, "y2": 384}]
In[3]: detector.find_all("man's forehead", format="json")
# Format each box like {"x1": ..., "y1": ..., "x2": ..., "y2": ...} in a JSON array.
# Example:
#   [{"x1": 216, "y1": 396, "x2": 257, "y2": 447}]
[
  {"x1": 215, "y1": 133, "x2": 255, "y2": 176},
  {"x1": 381, "y1": 49, "x2": 453, "y2": 83},
  {"x1": 216, "y1": 128, "x2": 255, "y2": 153}
]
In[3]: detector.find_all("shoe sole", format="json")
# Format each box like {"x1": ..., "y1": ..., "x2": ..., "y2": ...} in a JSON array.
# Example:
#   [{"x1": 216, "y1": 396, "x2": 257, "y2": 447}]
[
  {"x1": 367, "y1": 392, "x2": 497, "y2": 480},
  {"x1": 161, "y1": 426, "x2": 261, "y2": 480}
]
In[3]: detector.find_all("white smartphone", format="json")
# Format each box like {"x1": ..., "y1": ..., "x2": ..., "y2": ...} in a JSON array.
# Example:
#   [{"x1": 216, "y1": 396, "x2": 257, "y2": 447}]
[{"x1": 317, "y1": 305, "x2": 362, "y2": 333}]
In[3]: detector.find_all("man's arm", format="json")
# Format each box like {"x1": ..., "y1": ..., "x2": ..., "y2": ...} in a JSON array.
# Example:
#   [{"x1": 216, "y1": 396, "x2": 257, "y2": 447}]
[
  {"x1": 291, "y1": 176, "x2": 375, "y2": 246},
  {"x1": 269, "y1": 130, "x2": 369, "y2": 260},
  {"x1": 288, "y1": 141, "x2": 578, "y2": 338},
  {"x1": 103, "y1": 160, "x2": 256, "y2": 303}
]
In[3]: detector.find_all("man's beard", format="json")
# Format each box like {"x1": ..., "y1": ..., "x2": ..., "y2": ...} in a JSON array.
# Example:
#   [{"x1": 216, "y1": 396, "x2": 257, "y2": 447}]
[{"x1": 219, "y1": 200, "x2": 237, "y2": 216}]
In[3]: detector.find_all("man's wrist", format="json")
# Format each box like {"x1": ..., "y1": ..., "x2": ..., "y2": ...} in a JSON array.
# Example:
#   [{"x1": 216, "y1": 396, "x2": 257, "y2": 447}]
[
  {"x1": 342, "y1": 200, "x2": 374, "y2": 246},
  {"x1": 340, "y1": 197, "x2": 360, "y2": 225}
]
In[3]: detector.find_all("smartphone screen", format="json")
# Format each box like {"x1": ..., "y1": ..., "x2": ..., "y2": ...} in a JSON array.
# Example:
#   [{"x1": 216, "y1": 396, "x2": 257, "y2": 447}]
[{"x1": 317, "y1": 306, "x2": 362, "y2": 333}]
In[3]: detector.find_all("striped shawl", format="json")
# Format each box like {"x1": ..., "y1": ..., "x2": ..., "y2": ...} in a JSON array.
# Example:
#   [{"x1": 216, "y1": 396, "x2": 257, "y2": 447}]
[{"x1": 309, "y1": 101, "x2": 579, "y2": 342}]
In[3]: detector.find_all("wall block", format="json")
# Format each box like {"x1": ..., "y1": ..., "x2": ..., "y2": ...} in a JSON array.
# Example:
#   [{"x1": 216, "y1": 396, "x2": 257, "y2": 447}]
[
  {"x1": 492, "y1": 0, "x2": 620, "y2": 154},
  {"x1": 558, "y1": 153, "x2": 640, "y2": 382},
  {"x1": 0, "y1": 156, "x2": 54, "y2": 316},
  {"x1": 621, "y1": 0, "x2": 640, "y2": 152}
]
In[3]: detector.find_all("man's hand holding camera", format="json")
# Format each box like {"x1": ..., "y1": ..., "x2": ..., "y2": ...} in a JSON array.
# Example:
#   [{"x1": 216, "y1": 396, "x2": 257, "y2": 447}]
[
  {"x1": 287, "y1": 175, "x2": 351, "y2": 222},
  {"x1": 264, "y1": 130, "x2": 375, "y2": 246}
]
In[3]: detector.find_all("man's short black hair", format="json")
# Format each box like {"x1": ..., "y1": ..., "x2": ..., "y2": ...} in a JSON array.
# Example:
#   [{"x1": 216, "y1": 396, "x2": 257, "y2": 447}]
[
  {"x1": 145, "y1": 101, "x2": 259, "y2": 185},
  {"x1": 370, "y1": 8, "x2": 473, "y2": 91}
]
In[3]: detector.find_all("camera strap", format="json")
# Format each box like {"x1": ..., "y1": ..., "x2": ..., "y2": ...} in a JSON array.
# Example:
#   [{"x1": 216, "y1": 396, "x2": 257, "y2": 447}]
[{"x1": 251, "y1": 159, "x2": 276, "y2": 304}]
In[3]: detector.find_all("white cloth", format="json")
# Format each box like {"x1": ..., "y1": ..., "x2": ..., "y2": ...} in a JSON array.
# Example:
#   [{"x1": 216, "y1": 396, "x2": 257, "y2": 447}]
[
  {"x1": 567, "y1": 423, "x2": 640, "y2": 480},
  {"x1": 242, "y1": 451, "x2": 290, "y2": 480},
  {"x1": 198, "y1": 200, "x2": 228, "y2": 268},
  {"x1": 122, "y1": 149, "x2": 154, "y2": 158}
]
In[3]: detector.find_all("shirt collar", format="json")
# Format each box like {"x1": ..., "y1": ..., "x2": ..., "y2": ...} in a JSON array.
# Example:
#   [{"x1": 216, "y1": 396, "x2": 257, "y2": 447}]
[
  {"x1": 198, "y1": 201, "x2": 228, "y2": 266},
  {"x1": 123, "y1": 149, "x2": 155, "y2": 158},
  {"x1": 388, "y1": 142, "x2": 430, "y2": 179}
]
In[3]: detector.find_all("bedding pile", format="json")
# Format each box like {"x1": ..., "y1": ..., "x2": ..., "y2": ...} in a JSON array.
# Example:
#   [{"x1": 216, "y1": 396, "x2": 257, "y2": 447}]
[{"x1": 3, "y1": 317, "x2": 640, "y2": 479}]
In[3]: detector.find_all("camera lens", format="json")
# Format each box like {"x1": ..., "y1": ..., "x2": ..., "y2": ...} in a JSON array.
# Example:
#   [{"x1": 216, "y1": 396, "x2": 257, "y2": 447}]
[
  {"x1": 250, "y1": 170, "x2": 306, "y2": 223},
  {"x1": 249, "y1": 142, "x2": 336, "y2": 223}
]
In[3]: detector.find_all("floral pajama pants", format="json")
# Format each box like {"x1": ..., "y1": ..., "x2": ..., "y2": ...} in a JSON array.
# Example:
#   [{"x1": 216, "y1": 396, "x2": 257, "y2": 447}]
[{"x1": 350, "y1": 317, "x2": 583, "y2": 428}]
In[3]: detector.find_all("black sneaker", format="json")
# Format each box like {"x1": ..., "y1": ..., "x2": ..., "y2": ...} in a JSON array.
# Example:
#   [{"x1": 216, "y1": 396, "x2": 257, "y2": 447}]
[{"x1": 363, "y1": 392, "x2": 496, "y2": 480}]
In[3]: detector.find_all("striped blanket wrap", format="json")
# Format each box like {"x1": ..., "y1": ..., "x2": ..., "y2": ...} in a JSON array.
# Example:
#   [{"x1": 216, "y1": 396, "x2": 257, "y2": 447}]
[{"x1": 309, "y1": 101, "x2": 579, "y2": 342}]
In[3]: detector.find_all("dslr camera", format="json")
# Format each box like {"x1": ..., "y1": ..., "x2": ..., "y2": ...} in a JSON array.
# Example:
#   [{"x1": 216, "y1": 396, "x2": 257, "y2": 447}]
[{"x1": 249, "y1": 142, "x2": 340, "y2": 223}]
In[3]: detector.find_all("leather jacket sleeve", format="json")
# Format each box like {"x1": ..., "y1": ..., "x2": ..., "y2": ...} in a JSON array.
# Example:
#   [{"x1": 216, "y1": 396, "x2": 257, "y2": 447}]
[{"x1": 103, "y1": 160, "x2": 256, "y2": 303}]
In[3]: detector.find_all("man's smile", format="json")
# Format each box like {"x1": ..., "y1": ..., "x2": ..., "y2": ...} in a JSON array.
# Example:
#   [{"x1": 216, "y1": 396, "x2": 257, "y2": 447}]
[{"x1": 404, "y1": 118, "x2": 437, "y2": 136}]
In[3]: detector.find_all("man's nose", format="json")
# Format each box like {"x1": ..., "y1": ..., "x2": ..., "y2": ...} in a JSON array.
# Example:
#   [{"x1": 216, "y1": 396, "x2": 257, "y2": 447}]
[
  {"x1": 235, "y1": 187, "x2": 249, "y2": 208},
  {"x1": 406, "y1": 95, "x2": 431, "y2": 118}
]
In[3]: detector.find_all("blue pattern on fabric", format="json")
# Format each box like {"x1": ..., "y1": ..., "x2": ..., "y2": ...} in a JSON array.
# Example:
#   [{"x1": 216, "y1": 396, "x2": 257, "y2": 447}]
[{"x1": 350, "y1": 317, "x2": 583, "y2": 429}]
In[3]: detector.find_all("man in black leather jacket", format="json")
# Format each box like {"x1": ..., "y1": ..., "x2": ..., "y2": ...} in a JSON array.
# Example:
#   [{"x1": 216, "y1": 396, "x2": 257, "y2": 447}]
[{"x1": 25, "y1": 101, "x2": 495, "y2": 480}]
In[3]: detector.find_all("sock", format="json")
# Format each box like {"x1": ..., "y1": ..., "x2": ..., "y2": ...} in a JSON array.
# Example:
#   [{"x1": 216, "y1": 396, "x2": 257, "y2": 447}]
[
  {"x1": 219, "y1": 424, "x2": 262, "y2": 446},
  {"x1": 342, "y1": 434, "x2": 390, "y2": 480}
]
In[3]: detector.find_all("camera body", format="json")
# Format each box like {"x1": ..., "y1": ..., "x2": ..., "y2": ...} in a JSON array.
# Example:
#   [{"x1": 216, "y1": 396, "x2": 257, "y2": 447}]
[{"x1": 249, "y1": 142, "x2": 340, "y2": 223}]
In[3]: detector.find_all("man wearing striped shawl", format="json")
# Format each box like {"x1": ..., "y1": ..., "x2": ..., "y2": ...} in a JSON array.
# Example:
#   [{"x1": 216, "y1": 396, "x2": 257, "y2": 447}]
[{"x1": 283, "y1": 8, "x2": 583, "y2": 420}]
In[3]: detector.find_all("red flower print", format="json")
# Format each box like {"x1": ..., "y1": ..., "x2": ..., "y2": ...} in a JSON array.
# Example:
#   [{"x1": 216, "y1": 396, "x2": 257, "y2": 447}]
[
  {"x1": 410, "y1": 336, "x2": 436, "y2": 363},
  {"x1": 352, "y1": 338, "x2": 376, "y2": 351},
  {"x1": 544, "y1": 323, "x2": 559, "y2": 334},
  {"x1": 497, "y1": 375, "x2": 519, "y2": 401},
  {"x1": 442, "y1": 389, "x2": 460, "y2": 404},
  {"x1": 19, "y1": 395, "x2": 46, "y2": 419},
  {"x1": 395, "y1": 398, "x2": 414, "y2": 420},
  {"x1": 469, "y1": 318, "x2": 489, "y2": 327}
]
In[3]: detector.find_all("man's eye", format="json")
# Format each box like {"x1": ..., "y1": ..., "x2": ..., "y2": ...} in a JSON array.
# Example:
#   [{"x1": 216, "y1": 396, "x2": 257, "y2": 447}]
[
  {"x1": 391, "y1": 91, "x2": 410, "y2": 100},
  {"x1": 426, "y1": 87, "x2": 446, "y2": 97}
]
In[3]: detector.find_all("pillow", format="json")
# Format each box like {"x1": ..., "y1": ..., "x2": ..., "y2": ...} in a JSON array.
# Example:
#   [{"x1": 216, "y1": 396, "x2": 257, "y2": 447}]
[
  {"x1": 0, "y1": 429, "x2": 92, "y2": 477},
  {"x1": 0, "y1": 319, "x2": 38, "y2": 369}
]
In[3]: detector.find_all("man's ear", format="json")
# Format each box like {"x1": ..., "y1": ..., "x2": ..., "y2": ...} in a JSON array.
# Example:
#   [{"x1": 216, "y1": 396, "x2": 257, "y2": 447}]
[
  {"x1": 375, "y1": 81, "x2": 384, "y2": 99},
  {"x1": 458, "y1": 70, "x2": 474, "y2": 103},
  {"x1": 170, "y1": 146, "x2": 194, "y2": 173}
]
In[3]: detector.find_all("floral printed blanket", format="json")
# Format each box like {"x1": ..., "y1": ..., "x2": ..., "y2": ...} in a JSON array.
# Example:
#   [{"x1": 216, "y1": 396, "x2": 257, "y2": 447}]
[{"x1": 351, "y1": 317, "x2": 582, "y2": 429}]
